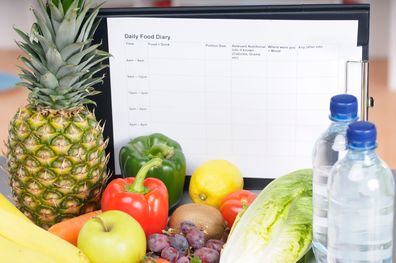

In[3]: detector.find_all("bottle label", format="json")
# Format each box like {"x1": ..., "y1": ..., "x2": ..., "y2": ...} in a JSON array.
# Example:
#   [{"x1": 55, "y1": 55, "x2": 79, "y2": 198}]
[{"x1": 332, "y1": 134, "x2": 347, "y2": 160}]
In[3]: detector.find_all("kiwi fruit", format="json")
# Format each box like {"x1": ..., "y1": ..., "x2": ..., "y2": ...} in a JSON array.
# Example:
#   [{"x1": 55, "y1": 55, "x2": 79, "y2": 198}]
[{"x1": 169, "y1": 203, "x2": 226, "y2": 240}]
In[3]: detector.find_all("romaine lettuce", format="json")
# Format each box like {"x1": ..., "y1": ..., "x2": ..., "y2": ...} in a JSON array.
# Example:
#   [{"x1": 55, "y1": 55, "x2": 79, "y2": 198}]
[{"x1": 220, "y1": 169, "x2": 312, "y2": 263}]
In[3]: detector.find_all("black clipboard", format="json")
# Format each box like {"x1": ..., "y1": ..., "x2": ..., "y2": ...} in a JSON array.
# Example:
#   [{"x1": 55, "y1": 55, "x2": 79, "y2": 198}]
[{"x1": 92, "y1": 4, "x2": 370, "y2": 189}]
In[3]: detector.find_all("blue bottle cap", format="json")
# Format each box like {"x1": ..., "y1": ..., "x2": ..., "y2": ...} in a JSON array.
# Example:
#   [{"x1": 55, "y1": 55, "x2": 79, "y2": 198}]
[
  {"x1": 329, "y1": 94, "x2": 358, "y2": 121},
  {"x1": 347, "y1": 121, "x2": 377, "y2": 150}
]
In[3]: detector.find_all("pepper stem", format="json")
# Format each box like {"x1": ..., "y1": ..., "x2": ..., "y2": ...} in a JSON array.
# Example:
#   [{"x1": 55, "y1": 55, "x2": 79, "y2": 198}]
[
  {"x1": 149, "y1": 143, "x2": 174, "y2": 159},
  {"x1": 126, "y1": 158, "x2": 162, "y2": 194}
]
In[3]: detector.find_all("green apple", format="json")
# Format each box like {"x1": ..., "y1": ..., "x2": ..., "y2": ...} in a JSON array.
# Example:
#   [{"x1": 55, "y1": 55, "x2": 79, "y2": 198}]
[{"x1": 77, "y1": 210, "x2": 146, "y2": 263}]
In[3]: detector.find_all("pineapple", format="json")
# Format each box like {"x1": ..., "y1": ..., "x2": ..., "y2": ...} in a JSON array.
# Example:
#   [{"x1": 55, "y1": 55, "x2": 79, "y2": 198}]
[{"x1": 6, "y1": 0, "x2": 110, "y2": 229}]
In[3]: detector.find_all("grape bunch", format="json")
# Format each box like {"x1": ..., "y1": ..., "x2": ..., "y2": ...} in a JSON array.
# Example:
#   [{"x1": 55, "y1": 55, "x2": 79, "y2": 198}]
[{"x1": 146, "y1": 221, "x2": 225, "y2": 263}]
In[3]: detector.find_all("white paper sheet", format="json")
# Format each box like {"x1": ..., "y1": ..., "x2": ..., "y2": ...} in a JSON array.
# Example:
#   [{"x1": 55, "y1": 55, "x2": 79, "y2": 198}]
[{"x1": 107, "y1": 17, "x2": 363, "y2": 178}]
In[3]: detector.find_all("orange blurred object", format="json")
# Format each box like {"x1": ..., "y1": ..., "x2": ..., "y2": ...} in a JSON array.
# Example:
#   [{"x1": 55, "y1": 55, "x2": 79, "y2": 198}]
[
  {"x1": 143, "y1": 257, "x2": 171, "y2": 263},
  {"x1": 48, "y1": 210, "x2": 102, "y2": 246}
]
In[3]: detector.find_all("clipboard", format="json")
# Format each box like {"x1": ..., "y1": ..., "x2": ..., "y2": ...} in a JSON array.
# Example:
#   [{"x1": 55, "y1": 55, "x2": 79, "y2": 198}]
[{"x1": 92, "y1": 4, "x2": 370, "y2": 189}]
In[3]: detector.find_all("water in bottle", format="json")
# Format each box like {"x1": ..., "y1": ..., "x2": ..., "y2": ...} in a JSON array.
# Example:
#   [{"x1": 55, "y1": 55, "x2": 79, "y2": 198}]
[
  {"x1": 327, "y1": 121, "x2": 394, "y2": 262},
  {"x1": 312, "y1": 94, "x2": 358, "y2": 262}
]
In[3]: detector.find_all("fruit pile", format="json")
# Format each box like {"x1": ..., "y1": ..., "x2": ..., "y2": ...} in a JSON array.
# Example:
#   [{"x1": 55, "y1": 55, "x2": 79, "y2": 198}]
[
  {"x1": 1, "y1": 155, "x2": 253, "y2": 263},
  {"x1": 146, "y1": 221, "x2": 224, "y2": 263},
  {"x1": 2, "y1": 0, "x2": 263, "y2": 262}
]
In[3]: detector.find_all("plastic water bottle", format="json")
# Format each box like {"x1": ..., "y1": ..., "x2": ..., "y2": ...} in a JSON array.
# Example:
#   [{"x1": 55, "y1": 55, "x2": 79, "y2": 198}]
[
  {"x1": 327, "y1": 121, "x2": 394, "y2": 262},
  {"x1": 312, "y1": 94, "x2": 358, "y2": 262}
]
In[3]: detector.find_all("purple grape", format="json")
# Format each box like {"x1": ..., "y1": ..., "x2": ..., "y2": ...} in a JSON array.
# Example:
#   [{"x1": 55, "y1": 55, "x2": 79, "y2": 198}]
[
  {"x1": 169, "y1": 234, "x2": 189, "y2": 254},
  {"x1": 194, "y1": 247, "x2": 220, "y2": 263},
  {"x1": 176, "y1": 256, "x2": 190, "y2": 263},
  {"x1": 204, "y1": 239, "x2": 224, "y2": 253},
  {"x1": 161, "y1": 247, "x2": 180, "y2": 263},
  {"x1": 186, "y1": 228, "x2": 205, "y2": 249},
  {"x1": 180, "y1": 221, "x2": 196, "y2": 234},
  {"x1": 148, "y1": 234, "x2": 170, "y2": 253}
]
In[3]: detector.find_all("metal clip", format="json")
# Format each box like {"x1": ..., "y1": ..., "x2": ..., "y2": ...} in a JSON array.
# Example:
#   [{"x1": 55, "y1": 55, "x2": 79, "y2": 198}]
[{"x1": 346, "y1": 60, "x2": 370, "y2": 121}]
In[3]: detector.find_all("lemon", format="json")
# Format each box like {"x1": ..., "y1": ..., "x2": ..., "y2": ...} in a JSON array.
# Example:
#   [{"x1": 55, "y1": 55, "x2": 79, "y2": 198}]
[{"x1": 189, "y1": 160, "x2": 243, "y2": 208}]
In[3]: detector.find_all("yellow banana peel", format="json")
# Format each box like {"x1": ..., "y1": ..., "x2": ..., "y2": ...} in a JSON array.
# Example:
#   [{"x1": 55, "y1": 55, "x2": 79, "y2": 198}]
[
  {"x1": 0, "y1": 193, "x2": 30, "y2": 221},
  {"x1": 0, "y1": 234, "x2": 55, "y2": 263},
  {"x1": 0, "y1": 208, "x2": 90, "y2": 263}
]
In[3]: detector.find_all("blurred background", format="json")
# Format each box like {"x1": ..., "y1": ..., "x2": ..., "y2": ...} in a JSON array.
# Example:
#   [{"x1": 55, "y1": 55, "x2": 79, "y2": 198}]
[{"x1": 0, "y1": 0, "x2": 395, "y2": 167}]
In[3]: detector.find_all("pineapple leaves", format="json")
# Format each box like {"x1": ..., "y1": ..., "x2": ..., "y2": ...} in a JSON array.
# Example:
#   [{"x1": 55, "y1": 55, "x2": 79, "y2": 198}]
[
  {"x1": 30, "y1": 23, "x2": 41, "y2": 43},
  {"x1": 59, "y1": 71, "x2": 86, "y2": 87},
  {"x1": 36, "y1": 0, "x2": 56, "y2": 38},
  {"x1": 15, "y1": 41, "x2": 46, "y2": 64},
  {"x1": 19, "y1": 72, "x2": 39, "y2": 85},
  {"x1": 56, "y1": 99, "x2": 73, "y2": 108},
  {"x1": 15, "y1": 0, "x2": 110, "y2": 109},
  {"x1": 14, "y1": 27, "x2": 29, "y2": 43},
  {"x1": 55, "y1": 0, "x2": 78, "y2": 50},
  {"x1": 48, "y1": 1, "x2": 63, "y2": 31},
  {"x1": 81, "y1": 99, "x2": 97, "y2": 106},
  {"x1": 76, "y1": 53, "x2": 96, "y2": 71},
  {"x1": 38, "y1": 87, "x2": 57, "y2": 96},
  {"x1": 60, "y1": 39, "x2": 92, "y2": 61},
  {"x1": 34, "y1": 94, "x2": 56, "y2": 107},
  {"x1": 76, "y1": 76, "x2": 103, "y2": 90},
  {"x1": 67, "y1": 43, "x2": 101, "y2": 65},
  {"x1": 63, "y1": 0, "x2": 79, "y2": 16},
  {"x1": 56, "y1": 64, "x2": 79, "y2": 79},
  {"x1": 18, "y1": 67, "x2": 39, "y2": 83},
  {"x1": 59, "y1": 0, "x2": 84, "y2": 13},
  {"x1": 40, "y1": 72, "x2": 59, "y2": 89},
  {"x1": 20, "y1": 56, "x2": 45, "y2": 76},
  {"x1": 56, "y1": 86, "x2": 74, "y2": 95},
  {"x1": 51, "y1": 0, "x2": 60, "y2": 7},
  {"x1": 88, "y1": 18, "x2": 102, "y2": 39},
  {"x1": 14, "y1": 27, "x2": 47, "y2": 64},
  {"x1": 86, "y1": 64, "x2": 108, "y2": 79},
  {"x1": 16, "y1": 82, "x2": 35, "y2": 91},
  {"x1": 32, "y1": 31, "x2": 52, "y2": 54},
  {"x1": 80, "y1": 53, "x2": 108, "y2": 72},
  {"x1": 49, "y1": 94, "x2": 67, "y2": 102},
  {"x1": 76, "y1": 4, "x2": 100, "y2": 42},
  {"x1": 48, "y1": 1, "x2": 64, "y2": 22},
  {"x1": 57, "y1": 1, "x2": 64, "y2": 14},
  {"x1": 75, "y1": 0, "x2": 93, "y2": 33},
  {"x1": 63, "y1": 88, "x2": 94, "y2": 99},
  {"x1": 46, "y1": 45, "x2": 64, "y2": 73},
  {"x1": 30, "y1": 55, "x2": 49, "y2": 75},
  {"x1": 32, "y1": 8, "x2": 53, "y2": 42}
]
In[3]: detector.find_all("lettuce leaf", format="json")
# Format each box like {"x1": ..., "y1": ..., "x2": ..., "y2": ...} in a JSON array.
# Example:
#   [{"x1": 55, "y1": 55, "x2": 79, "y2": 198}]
[{"x1": 220, "y1": 169, "x2": 312, "y2": 263}]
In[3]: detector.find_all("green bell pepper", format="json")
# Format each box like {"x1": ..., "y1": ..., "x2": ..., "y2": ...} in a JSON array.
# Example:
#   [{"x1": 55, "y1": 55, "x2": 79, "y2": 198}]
[{"x1": 119, "y1": 133, "x2": 186, "y2": 209}]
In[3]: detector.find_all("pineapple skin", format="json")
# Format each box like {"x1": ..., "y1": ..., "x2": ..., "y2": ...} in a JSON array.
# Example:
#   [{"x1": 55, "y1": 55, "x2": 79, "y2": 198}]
[{"x1": 7, "y1": 106, "x2": 109, "y2": 229}]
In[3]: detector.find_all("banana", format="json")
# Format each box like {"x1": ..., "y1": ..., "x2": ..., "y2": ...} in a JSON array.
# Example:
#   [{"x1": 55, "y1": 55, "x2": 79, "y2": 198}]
[
  {"x1": 0, "y1": 208, "x2": 90, "y2": 263},
  {"x1": 0, "y1": 193, "x2": 30, "y2": 221},
  {"x1": 0, "y1": 234, "x2": 55, "y2": 263}
]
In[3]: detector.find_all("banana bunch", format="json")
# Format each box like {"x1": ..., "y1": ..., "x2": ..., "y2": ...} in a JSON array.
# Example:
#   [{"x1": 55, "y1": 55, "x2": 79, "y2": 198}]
[
  {"x1": 0, "y1": 193, "x2": 30, "y2": 220},
  {"x1": 0, "y1": 194, "x2": 89, "y2": 263}
]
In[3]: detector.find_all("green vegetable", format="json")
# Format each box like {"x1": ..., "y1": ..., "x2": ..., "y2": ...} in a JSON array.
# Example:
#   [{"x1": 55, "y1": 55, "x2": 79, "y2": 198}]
[
  {"x1": 297, "y1": 248, "x2": 315, "y2": 263},
  {"x1": 190, "y1": 256, "x2": 202, "y2": 263},
  {"x1": 220, "y1": 169, "x2": 313, "y2": 263},
  {"x1": 119, "y1": 133, "x2": 186, "y2": 209}
]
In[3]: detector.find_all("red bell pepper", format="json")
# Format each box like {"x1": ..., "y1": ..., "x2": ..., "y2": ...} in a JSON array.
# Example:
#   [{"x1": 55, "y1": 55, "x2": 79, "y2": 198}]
[
  {"x1": 220, "y1": 190, "x2": 256, "y2": 228},
  {"x1": 101, "y1": 158, "x2": 168, "y2": 236}
]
